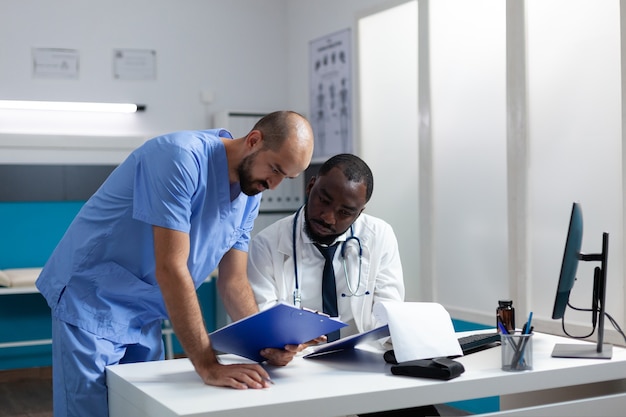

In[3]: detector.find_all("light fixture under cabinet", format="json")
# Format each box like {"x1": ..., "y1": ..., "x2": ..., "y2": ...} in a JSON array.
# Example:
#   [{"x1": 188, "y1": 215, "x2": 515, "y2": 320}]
[{"x1": 0, "y1": 100, "x2": 146, "y2": 113}]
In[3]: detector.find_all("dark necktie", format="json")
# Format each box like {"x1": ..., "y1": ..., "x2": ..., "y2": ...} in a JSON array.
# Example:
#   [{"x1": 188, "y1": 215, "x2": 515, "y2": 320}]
[{"x1": 315, "y1": 243, "x2": 340, "y2": 342}]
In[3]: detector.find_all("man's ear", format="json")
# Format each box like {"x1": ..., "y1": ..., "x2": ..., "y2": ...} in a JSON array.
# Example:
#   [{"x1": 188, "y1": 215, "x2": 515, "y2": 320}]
[
  {"x1": 246, "y1": 130, "x2": 263, "y2": 149},
  {"x1": 305, "y1": 176, "x2": 316, "y2": 194}
]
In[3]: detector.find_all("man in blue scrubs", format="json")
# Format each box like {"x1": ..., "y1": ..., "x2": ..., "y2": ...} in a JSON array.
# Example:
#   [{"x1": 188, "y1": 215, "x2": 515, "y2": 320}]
[{"x1": 36, "y1": 110, "x2": 315, "y2": 417}]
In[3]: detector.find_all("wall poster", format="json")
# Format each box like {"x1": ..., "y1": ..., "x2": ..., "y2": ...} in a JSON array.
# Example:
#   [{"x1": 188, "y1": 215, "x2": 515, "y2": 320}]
[
  {"x1": 32, "y1": 48, "x2": 79, "y2": 79},
  {"x1": 113, "y1": 49, "x2": 157, "y2": 80},
  {"x1": 309, "y1": 28, "x2": 352, "y2": 161}
]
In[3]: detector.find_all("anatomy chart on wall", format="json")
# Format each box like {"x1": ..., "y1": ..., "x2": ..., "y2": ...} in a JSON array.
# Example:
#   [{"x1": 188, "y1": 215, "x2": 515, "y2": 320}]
[{"x1": 309, "y1": 28, "x2": 352, "y2": 161}]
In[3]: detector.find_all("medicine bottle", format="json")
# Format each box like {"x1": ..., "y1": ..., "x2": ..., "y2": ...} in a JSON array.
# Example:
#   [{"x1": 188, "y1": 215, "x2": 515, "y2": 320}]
[{"x1": 496, "y1": 300, "x2": 515, "y2": 333}]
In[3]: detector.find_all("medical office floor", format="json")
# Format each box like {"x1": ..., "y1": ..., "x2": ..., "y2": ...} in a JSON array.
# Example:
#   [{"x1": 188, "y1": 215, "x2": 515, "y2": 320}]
[
  {"x1": 0, "y1": 367, "x2": 52, "y2": 417},
  {"x1": 0, "y1": 366, "x2": 469, "y2": 417}
]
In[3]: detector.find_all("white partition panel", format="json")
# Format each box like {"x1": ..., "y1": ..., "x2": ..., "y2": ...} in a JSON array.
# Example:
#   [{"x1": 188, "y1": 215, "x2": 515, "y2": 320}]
[
  {"x1": 430, "y1": 0, "x2": 507, "y2": 316},
  {"x1": 358, "y1": 1, "x2": 420, "y2": 300},
  {"x1": 527, "y1": 0, "x2": 623, "y2": 337}
]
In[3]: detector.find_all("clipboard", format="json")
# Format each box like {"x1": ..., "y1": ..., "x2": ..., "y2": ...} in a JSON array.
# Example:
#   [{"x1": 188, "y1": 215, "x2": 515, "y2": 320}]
[
  {"x1": 209, "y1": 302, "x2": 347, "y2": 362},
  {"x1": 303, "y1": 324, "x2": 390, "y2": 358}
]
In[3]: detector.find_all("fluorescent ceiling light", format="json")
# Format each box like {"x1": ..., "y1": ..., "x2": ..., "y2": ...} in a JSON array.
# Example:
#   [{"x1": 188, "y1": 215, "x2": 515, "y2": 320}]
[{"x1": 0, "y1": 100, "x2": 146, "y2": 113}]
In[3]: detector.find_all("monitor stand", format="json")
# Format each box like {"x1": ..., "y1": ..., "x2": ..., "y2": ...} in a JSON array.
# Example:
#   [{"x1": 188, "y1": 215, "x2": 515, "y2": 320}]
[{"x1": 551, "y1": 343, "x2": 613, "y2": 359}]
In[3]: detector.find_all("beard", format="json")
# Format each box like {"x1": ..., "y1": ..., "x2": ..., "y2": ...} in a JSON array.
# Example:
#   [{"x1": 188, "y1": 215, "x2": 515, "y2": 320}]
[
  {"x1": 303, "y1": 205, "x2": 342, "y2": 246},
  {"x1": 237, "y1": 151, "x2": 269, "y2": 196}
]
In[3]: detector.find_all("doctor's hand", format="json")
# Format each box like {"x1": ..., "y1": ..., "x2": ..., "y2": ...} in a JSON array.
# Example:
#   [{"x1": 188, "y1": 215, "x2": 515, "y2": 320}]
[
  {"x1": 260, "y1": 336, "x2": 327, "y2": 366},
  {"x1": 199, "y1": 362, "x2": 273, "y2": 389}
]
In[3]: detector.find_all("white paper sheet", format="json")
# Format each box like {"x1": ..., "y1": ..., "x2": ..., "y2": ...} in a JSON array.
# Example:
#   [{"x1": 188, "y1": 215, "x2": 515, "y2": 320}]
[{"x1": 373, "y1": 301, "x2": 463, "y2": 362}]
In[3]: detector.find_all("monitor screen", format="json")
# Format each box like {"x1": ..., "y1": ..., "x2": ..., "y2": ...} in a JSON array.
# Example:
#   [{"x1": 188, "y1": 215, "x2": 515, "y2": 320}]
[
  {"x1": 550, "y1": 202, "x2": 612, "y2": 359},
  {"x1": 551, "y1": 202, "x2": 583, "y2": 320}
]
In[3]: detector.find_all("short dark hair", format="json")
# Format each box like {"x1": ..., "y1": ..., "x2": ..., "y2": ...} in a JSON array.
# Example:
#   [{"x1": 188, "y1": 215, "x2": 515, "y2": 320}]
[
  {"x1": 318, "y1": 154, "x2": 374, "y2": 202},
  {"x1": 251, "y1": 110, "x2": 307, "y2": 151}
]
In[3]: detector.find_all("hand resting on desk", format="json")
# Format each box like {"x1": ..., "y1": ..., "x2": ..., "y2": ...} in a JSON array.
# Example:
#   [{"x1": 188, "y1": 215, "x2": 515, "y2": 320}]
[{"x1": 260, "y1": 335, "x2": 327, "y2": 366}]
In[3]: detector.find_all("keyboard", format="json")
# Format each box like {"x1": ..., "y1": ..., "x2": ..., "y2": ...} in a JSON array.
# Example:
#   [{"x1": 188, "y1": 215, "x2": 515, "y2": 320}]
[
  {"x1": 458, "y1": 332, "x2": 501, "y2": 354},
  {"x1": 383, "y1": 332, "x2": 502, "y2": 364}
]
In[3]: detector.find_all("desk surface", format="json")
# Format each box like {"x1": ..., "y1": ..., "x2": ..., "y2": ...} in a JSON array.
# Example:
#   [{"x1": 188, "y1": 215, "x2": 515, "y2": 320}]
[{"x1": 106, "y1": 332, "x2": 626, "y2": 417}]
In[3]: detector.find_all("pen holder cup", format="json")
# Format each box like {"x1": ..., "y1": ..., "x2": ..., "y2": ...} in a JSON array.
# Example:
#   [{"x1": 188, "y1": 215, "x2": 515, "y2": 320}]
[{"x1": 501, "y1": 332, "x2": 533, "y2": 372}]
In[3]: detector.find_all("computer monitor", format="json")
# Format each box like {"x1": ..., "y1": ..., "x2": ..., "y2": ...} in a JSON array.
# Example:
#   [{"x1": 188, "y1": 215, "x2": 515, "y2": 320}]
[{"x1": 551, "y1": 202, "x2": 612, "y2": 359}]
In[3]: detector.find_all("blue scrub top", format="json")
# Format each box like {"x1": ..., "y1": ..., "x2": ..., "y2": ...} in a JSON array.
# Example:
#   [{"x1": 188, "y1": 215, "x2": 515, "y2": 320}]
[{"x1": 36, "y1": 129, "x2": 261, "y2": 344}]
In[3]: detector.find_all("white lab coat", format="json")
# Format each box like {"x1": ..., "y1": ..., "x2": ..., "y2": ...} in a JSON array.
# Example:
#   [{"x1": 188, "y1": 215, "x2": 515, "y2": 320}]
[{"x1": 248, "y1": 208, "x2": 405, "y2": 336}]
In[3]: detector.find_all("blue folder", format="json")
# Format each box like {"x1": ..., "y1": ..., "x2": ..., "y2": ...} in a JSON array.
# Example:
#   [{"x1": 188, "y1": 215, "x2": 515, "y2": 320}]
[
  {"x1": 209, "y1": 302, "x2": 347, "y2": 362},
  {"x1": 303, "y1": 324, "x2": 390, "y2": 358}
]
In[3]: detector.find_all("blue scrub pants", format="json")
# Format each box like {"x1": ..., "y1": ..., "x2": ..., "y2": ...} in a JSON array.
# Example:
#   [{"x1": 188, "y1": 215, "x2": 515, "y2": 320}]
[{"x1": 51, "y1": 317, "x2": 164, "y2": 417}]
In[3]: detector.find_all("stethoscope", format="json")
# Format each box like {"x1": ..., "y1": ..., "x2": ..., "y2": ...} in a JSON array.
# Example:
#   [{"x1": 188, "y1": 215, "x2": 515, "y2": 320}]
[{"x1": 292, "y1": 206, "x2": 369, "y2": 309}]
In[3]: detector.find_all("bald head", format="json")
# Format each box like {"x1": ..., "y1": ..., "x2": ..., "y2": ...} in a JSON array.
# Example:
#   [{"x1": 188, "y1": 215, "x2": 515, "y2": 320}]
[{"x1": 252, "y1": 110, "x2": 314, "y2": 176}]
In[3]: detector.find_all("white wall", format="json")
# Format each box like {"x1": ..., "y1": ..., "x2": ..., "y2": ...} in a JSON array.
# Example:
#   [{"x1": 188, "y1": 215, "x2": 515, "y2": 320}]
[
  {"x1": 358, "y1": 1, "x2": 420, "y2": 302},
  {"x1": 0, "y1": 0, "x2": 289, "y2": 144}
]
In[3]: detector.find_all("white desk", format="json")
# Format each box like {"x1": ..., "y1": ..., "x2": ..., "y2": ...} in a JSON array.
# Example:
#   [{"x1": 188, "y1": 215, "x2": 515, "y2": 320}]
[{"x1": 106, "y1": 332, "x2": 626, "y2": 417}]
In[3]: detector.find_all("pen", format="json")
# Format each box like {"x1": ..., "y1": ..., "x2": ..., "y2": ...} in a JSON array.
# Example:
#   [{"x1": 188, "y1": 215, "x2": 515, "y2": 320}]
[
  {"x1": 264, "y1": 377, "x2": 275, "y2": 385},
  {"x1": 514, "y1": 325, "x2": 534, "y2": 369},
  {"x1": 301, "y1": 307, "x2": 330, "y2": 317},
  {"x1": 497, "y1": 320, "x2": 509, "y2": 335},
  {"x1": 523, "y1": 312, "x2": 533, "y2": 335},
  {"x1": 515, "y1": 332, "x2": 533, "y2": 369}
]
